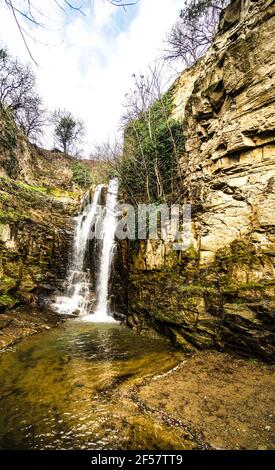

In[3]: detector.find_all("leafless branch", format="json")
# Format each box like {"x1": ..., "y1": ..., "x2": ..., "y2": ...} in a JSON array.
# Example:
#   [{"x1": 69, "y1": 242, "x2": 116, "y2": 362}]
[
  {"x1": 1, "y1": 0, "x2": 139, "y2": 64},
  {"x1": 5, "y1": 0, "x2": 38, "y2": 65},
  {"x1": 163, "y1": 0, "x2": 230, "y2": 66}
]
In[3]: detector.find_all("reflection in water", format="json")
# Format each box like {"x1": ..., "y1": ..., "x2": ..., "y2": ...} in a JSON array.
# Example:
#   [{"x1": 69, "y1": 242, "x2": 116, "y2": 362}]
[{"x1": 0, "y1": 321, "x2": 190, "y2": 450}]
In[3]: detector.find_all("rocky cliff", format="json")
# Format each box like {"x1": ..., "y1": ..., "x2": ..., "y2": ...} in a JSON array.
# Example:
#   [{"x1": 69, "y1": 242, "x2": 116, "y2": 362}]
[
  {"x1": 0, "y1": 106, "x2": 90, "y2": 347},
  {"x1": 116, "y1": 0, "x2": 275, "y2": 361}
]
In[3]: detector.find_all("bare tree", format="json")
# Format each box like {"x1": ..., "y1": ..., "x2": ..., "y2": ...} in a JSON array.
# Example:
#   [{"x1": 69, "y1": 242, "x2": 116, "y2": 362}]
[
  {"x1": 163, "y1": 0, "x2": 229, "y2": 66},
  {"x1": 52, "y1": 108, "x2": 85, "y2": 155},
  {"x1": 0, "y1": 48, "x2": 47, "y2": 142},
  {"x1": 14, "y1": 95, "x2": 47, "y2": 143},
  {"x1": 0, "y1": 48, "x2": 35, "y2": 110},
  {"x1": 91, "y1": 139, "x2": 122, "y2": 166},
  {"x1": 122, "y1": 62, "x2": 175, "y2": 129}
]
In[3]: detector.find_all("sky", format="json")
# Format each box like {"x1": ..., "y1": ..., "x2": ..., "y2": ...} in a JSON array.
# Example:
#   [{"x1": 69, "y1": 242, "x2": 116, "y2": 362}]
[{"x1": 0, "y1": 0, "x2": 184, "y2": 154}]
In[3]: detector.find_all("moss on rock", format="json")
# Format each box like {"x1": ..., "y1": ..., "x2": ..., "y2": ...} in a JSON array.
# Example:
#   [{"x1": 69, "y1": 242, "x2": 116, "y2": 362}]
[
  {"x1": 0, "y1": 276, "x2": 17, "y2": 294},
  {"x1": 0, "y1": 294, "x2": 18, "y2": 310},
  {"x1": 117, "y1": 237, "x2": 275, "y2": 362}
]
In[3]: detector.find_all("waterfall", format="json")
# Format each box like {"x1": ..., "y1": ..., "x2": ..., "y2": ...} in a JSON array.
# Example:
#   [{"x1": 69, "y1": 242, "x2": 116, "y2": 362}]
[
  {"x1": 54, "y1": 179, "x2": 118, "y2": 323},
  {"x1": 54, "y1": 184, "x2": 103, "y2": 316},
  {"x1": 84, "y1": 178, "x2": 118, "y2": 322}
]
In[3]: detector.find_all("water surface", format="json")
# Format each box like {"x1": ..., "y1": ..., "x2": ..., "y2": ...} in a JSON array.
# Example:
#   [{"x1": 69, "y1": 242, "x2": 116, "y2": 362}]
[{"x1": 0, "y1": 320, "x2": 188, "y2": 450}]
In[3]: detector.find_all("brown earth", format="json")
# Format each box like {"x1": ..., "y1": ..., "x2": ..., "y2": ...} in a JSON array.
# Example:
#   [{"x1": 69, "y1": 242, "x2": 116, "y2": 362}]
[
  {"x1": 134, "y1": 350, "x2": 275, "y2": 450},
  {"x1": 0, "y1": 307, "x2": 62, "y2": 350}
]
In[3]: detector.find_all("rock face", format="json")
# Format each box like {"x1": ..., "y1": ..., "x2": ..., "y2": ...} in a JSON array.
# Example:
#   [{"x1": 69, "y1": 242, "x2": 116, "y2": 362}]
[
  {"x1": 0, "y1": 106, "x2": 84, "y2": 318},
  {"x1": 116, "y1": 0, "x2": 275, "y2": 361}
]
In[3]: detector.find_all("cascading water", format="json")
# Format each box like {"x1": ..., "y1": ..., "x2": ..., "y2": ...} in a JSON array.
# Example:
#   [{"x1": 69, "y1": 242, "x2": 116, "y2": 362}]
[
  {"x1": 54, "y1": 179, "x2": 118, "y2": 323},
  {"x1": 54, "y1": 184, "x2": 104, "y2": 316},
  {"x1": 84, "y1": 178, "x2": 118, "y2": 322}
]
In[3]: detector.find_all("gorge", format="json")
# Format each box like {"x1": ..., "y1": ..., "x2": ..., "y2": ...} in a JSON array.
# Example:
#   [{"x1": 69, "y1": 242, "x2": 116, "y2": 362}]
[{"x1": 0, "y1": 0, "x2": 274, "y2": 452}]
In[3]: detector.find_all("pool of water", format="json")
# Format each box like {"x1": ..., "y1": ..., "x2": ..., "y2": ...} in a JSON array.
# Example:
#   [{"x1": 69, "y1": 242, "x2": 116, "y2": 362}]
[{"x1": 0, "y1": 320, "x2": 189, "y2": 450}]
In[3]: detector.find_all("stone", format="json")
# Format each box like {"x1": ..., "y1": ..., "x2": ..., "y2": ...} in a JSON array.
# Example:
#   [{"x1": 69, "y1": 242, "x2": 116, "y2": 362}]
[
  {"x1": 116, "y1": 0, "x2": 275, "y2": 362},
  {"x1": 0, "y1": 106, "x2": 87, "y2": 317},
  {"x1": 223, "y1": 303, "x2": 261, "y2": 325}
]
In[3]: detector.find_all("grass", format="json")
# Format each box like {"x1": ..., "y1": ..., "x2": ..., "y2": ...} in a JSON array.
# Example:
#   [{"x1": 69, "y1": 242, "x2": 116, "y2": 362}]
[
  {"x1": 0, "y1": 210, "x2": 29, "y2": 223},
  {"x1": 0, "y1": 293, "x2": 16, "y2": 307},
  {"x1": 0, "y1": 276, "x2": 17, "y2": 294},
  {"x1": 0, "y1": 192, "x2": 9, "y2": 202},
  {"x1": 221, "y1": 280, "x2": 275, "y2": 293},
  {"x1": 178, "y1": 284, "x2": 217, "y2": 294},
  {"x1": 16, "y1": 181, "x2": 48, "y2": 194}
]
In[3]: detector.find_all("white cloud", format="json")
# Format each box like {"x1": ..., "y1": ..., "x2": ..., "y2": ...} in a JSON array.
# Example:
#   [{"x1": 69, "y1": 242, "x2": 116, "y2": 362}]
[{"x1": 0, "y1": 0, "x2": 183, "y2": 153}]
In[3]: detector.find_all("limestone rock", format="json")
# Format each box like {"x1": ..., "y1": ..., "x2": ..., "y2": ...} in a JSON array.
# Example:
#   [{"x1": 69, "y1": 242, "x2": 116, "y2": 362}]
[
  {"x1": 117, "y1": 0, "x2": 275, "y2": 362},
  {"x1": 0, "y1": 108, "x2": 84, "y2": 315}
]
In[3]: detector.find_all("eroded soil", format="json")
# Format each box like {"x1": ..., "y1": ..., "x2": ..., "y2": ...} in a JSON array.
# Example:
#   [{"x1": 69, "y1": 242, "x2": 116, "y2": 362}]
[
  {"x1": 0, "y1": 307, "x2": 61, "y2": 350},
  {"x1": 135, "y1": 351, "x2": 275, "y2": 450}
]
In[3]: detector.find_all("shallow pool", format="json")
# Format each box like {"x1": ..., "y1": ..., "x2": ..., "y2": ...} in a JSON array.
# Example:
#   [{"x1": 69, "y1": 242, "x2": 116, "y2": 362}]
[{"x1": 0, "y1": 320, "x2": 190, "y2": 450}]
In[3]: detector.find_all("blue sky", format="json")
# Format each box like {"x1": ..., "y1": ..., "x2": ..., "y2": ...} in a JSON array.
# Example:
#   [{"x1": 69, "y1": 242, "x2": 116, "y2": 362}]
[{"x1": 0, "y1": 0, "x2": 184, "y2": 153}]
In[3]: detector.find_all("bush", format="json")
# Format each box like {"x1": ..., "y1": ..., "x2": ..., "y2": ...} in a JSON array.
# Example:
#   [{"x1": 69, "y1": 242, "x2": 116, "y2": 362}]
[
  {"x1": 72, "y1": 162, "x2": 91, "y2": 188},
  {"x1": 119, "y1": 87, "x2": 185, "y2": 204}
]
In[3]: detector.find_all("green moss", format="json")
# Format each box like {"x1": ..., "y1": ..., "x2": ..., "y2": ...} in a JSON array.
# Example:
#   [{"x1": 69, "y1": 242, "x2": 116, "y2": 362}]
[
  {"x1": 178, "y1": 284, "x2": 217, "y2": 293},
  {"x1": 216, "y1": 240, "x2": 260, "y2": 265},
  {"x1": 1, "y1": 176, "x2": 78, "y2": 201},
  {"x1": 170, "y1": 328, "x2": 196, "y2": 352},
  {"x1": 0, "y1": 276, "x2": 17, "y2": 294},
  {"x1": 0, "y1": 192, "x2": 9, "y2": 203},
  {"x1": 46, "y1": 187, "x2": 79, "y2": 199},
  {"x1": 16, "y1": 182, "x2": 48, "y2": 194},
  {"x1": 0, "y1": 210, "x2": 29, "y2": 223},
  {"x1": 222, "y1": 280, "x2": 275, "y2": 293},
  {"x1": 4, "y1": 261, "x2": 22, "y2": 278},
  {"x1": 0, "y1": 293, "x2": 17, "y2": 308},
  {"x1": 185, "y1": 246, "x2": 199, "y2": 260}
]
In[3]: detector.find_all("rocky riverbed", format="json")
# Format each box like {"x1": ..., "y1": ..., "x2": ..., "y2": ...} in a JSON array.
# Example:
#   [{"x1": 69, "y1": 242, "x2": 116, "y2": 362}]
[{"x1": 0, "y1": 307, "x2": 62, "y2": 351}]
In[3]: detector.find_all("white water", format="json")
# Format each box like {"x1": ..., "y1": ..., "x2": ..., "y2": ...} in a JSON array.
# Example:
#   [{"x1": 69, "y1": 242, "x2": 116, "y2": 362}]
[
  {"x1": 54, "y1": 179, "x2": 118, "y2": 323},
  {"x1": 54, "y1": 184, "x2": 103, "y2": 316},
  {"x1": 83, "y1": 178, "x2": 118, "y2": 323}
]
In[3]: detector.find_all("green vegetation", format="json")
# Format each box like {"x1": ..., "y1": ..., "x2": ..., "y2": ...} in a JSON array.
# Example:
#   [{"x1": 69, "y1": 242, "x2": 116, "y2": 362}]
[
  {"x1": 0, "y1": 192, "x2": 9, "y2": 202},
  {"x1": 0, "y1": 106, "x2": 17, "y2": 152},
  {"x1": 221, "y1": 280, "x2": 275, "y2": 293},
  {"x1": 0, "y1": 276, "x2": 17, "y2": 294},
  {"x1": 0, "y1": 210, "x2": 29, "y2": 223},
  {"x1": 16, "y1": 181, "x2": 78, "y2": 199},
  {"x1": 16, "y1": 181, "x2": 48, "y2": 194},
  {"x1": 52, "y1": 108, "x2": 85, "y2": 155},
  {"x1": 72, "y1": 161, "x2": 91, "y2": 187},
  {"x1": 47, "y1": 187, "x2": 78, "y2": 199},
  {"x1": 0, "y1": 293, "x2": 17, "y2": 309},
  {"x1": 120, "y1": 88, "x2": 185, "y2": 204},
  {"x1": 178, "y1": 285, "x2": 217, "y2": 294}
]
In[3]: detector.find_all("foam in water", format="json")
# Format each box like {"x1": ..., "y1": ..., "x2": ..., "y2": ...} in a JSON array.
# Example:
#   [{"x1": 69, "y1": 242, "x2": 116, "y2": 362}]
[
  {"x1": 83, "y1": 178, "x2": 118, "y2": 323},
  {"x1": 53, "y1": 179, "x2": 118, "y2": 323}
]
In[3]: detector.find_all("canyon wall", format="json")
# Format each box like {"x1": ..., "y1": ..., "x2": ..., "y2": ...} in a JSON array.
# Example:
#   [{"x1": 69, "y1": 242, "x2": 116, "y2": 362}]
[
  {"x1": 116, "y1": 0, "x2": 275, "y2": 361},
  {"x1": 0, "y1": 106, "x2": 84, "y2": 324}
]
